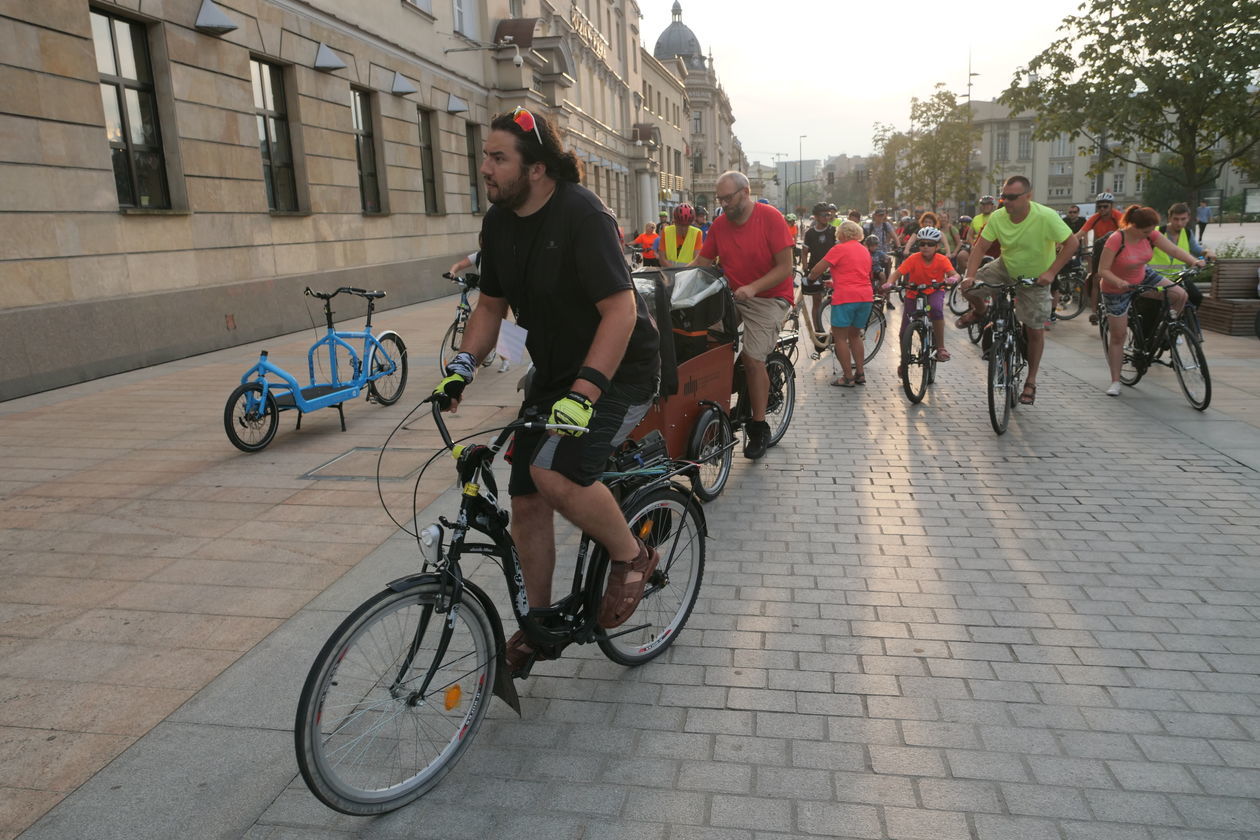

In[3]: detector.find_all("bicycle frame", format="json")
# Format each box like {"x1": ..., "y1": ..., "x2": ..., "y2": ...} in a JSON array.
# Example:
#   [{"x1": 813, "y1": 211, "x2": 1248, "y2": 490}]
[{"x1": 396, "y1": 402, "x2": 707, "y2": 701}]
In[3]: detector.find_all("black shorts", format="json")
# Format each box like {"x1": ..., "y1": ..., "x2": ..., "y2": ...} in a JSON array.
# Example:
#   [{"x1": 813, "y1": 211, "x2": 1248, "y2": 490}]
[{"x1": 509, "y1": 381, "x2": 654, "y2": 496}]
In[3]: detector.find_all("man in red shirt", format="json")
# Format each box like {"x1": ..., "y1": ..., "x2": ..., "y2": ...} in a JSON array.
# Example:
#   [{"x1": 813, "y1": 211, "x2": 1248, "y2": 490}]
[
  {"x1": 691, "y1": 171, "x2": 795, "y2": 460},
  {"x1": 1080, "y1": 192, "x2": 1122, "y2": 323}
]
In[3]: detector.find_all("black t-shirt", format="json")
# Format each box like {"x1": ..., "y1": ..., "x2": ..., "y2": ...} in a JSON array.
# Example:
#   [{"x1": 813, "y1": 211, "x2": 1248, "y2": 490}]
[
  {"x1": 802, "y1": 225, "x2": 838, "y2": 272},
  {"x1": 1064, "y1": 215, "x2": 1086, "y2": 234},
  {"x1": 479, "y1": 181, "x2": 659, "y2": 402}
]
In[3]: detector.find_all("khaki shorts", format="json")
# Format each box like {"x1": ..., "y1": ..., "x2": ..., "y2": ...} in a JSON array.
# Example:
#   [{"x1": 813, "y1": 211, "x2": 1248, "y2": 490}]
[
  {"x1": 974, "y1": 257, "x2": 1052, "y2": 329},
  {"x1": 735, "y1": 295, "x2": 790, "y2": 361}
]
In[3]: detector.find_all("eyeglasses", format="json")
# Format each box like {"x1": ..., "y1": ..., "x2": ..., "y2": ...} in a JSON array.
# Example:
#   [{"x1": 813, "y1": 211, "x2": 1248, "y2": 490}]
[
  {"x1": 918, "y1": 241, "x2": 938, "y2": 247},
  {"x1": 999, "y1": 191, "x2": 1026, "y2": 201},
  {"x1": 715, "y1": 189, "x2": 745, "y2": 204},
  {"x1": 511, "y1": 106, "x2": 543, "y2": 146}
]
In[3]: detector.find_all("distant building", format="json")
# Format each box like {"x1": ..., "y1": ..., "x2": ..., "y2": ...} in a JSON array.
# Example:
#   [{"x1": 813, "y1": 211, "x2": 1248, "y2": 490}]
[{"x1": 651, "y1": 2, "x2": 743, "y2": 213}]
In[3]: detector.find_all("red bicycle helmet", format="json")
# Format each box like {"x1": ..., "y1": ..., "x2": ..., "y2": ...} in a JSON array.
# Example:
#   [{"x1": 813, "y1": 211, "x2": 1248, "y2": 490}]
[{"x1": 673, "y1": 203, "x2": 695, "y2": 226}]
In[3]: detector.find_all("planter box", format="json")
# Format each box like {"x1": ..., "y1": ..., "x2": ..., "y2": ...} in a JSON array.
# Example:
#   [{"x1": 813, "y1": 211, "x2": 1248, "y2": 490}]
[{"x1": 1203, "y1": 259, "x2": 1260, "y2": 336}]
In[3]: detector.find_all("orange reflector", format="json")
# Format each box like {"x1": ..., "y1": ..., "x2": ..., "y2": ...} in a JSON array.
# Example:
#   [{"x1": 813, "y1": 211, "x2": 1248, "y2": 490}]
[
  {"x1": 638, "y1": 519, "x2": 653, "y2": 539},
  {"x1": 444, "y1": 684, "x2": 462, "y2": 711}
]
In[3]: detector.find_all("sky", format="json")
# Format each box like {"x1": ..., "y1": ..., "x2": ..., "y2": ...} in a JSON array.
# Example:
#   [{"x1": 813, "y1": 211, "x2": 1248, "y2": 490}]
[{"x1": 637, "y1": 0, "x2": 1089, "y2": 163}]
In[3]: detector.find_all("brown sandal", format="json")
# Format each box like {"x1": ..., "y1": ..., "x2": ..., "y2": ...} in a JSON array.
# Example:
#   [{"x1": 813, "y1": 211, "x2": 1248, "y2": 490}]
[
  {"x1": 598, "y1": 538, "x2": 661, "y2": 629},
  {"x1": 504, "y1": 629, "x2": 565, "y2": 677},
  {"x1": 1019, "y1": 382, "x2": 1037, "y2": 405}
]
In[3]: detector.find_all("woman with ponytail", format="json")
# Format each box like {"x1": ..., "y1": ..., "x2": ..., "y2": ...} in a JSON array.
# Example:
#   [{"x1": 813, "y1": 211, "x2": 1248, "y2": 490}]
[{"x1": 1097, "y1": 204, "x2": 1205, "y2": 396}]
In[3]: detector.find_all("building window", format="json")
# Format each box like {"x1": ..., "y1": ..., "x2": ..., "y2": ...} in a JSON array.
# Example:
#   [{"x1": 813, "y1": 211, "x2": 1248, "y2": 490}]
[
  {"x1": 91, "y1": 10, "x2": 170, "y2": 208},
  {"x1": 351, "y1": 88, "x2": 381, "y2": 213},
  {"x1": 1135, "y1": 171, "x2": 1146, "y2": 194},
  {"x1": 1051, "y1": 162, "x2": 1071, "y2": 176},
  {"x1": 404, "y1": 0, "x2": 434, "y2": 12},
  {"x1": 465, "y1": 122, "x2": 482, "y2": 213},
  {"x1": 993, "y1": 132, "x2": 1009, "y2": 162},
  {"x1": 418, "y1": 107, "x2": 440, "y2": 215},
  {"x1": 509, "y1": 0, "x2": 523, "y2": 15},
  {"x1": 249, "y1": 59, "x2": 298, "y2": 212},
  {"x1": 1017, "y1": 130, "x2": 1032, "y2": 161},
  {"x1": 1112, "y1": 172, "x2": 1125, "y2": 194},
  {"x1": 453, "y1": 0, "x2": 476, "y2": 38},
  {"x1": 692, "y1": 110, "x2": 701, "y2": 134},
  {"x1": 1050, "y1": 133, "x2": 1072, "y2": 158}
]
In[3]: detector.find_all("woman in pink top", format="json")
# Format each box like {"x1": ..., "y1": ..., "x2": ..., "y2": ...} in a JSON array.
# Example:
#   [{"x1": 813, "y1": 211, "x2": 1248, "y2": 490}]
[
  {"x1": 805, "y1": 220, "x2": 872, "y2": 386},
  {"x1": 1098, "y1": 204, "x2": 1205, "y2": 396}
]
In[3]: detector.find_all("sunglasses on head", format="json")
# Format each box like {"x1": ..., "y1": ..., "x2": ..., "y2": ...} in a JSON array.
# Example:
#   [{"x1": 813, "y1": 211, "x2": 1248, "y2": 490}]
[{"x1": 511, "y1": 106, "x2": 543, "y2": 146}]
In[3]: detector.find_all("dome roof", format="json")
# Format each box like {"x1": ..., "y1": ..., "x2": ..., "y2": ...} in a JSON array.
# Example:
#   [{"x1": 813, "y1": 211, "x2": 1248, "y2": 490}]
[{"x1": 653, "y1": 2, "x2": 703, "y2": 64}]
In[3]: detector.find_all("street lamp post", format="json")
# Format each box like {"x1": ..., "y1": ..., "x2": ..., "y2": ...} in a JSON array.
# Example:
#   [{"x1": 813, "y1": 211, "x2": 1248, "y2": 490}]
[{"x1": 797, "y1": 135, "x2": 806, "y2": 212}]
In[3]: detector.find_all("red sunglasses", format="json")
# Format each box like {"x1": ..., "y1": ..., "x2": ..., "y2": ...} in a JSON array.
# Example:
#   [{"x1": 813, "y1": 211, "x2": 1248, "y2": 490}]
[{"x1": 511, "y1": 106, "x2": 543, "y2": 146}]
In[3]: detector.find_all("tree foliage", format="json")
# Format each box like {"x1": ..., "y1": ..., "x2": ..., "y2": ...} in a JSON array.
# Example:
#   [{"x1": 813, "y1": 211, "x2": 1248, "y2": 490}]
[
  {"x1": 1000, "y1": 0, "x2": 1260, "y2": 208},
  {"x1": 871, "y1": 87, "x2": 982, "y2": 211}
]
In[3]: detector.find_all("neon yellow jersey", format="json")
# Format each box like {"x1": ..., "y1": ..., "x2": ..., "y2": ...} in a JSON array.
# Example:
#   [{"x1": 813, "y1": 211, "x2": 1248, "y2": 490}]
[
  {"x1": 1150, "y1": 228, "x2": 1189, "y2": 273},
  {"x1": 979, "y1": 202, "x2": 1073, "y2": 278},
  {"x1": 971, "y1": 212, "x2": 991, "y2": 238}
]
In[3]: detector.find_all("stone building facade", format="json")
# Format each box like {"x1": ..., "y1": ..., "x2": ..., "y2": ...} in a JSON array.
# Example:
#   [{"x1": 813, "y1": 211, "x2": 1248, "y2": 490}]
[{"x1": 0, "y1": 0, "x2": 707, "y2": 399}]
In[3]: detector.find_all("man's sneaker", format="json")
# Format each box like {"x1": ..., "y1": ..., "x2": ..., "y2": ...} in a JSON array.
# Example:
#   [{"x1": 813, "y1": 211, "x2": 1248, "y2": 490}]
[{"x1": 743, "y1": 420, "x2": 770, "y2": 460}]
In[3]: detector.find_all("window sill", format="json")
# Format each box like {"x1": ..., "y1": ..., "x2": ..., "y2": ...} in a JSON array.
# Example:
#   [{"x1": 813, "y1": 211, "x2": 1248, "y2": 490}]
[
  {"x1": 119, "y1": 207, "x2": 190, "y2": 216},
  {"x1": 363, "y1": 211, "x2": 391, "y2": 217},
  {"x1": 399, "y1": 0, "x2": 435, "y2": 22},
  {"x1": 269, "y1": 210, "x2": 311, "y2": 217}
]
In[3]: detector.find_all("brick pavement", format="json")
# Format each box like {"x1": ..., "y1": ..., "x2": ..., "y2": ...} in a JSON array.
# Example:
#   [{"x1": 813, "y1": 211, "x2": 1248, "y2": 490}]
[{"x1": 6, "y1": 303, "x2": 1260, "y2": 840}]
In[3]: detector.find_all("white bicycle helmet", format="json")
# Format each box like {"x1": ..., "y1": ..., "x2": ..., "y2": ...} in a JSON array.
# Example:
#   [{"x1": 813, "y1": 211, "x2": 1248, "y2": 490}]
[
  {"x1": 1096, "y1": 191, "x2": 1115, "y2": 202},
  {"x1": 915, "y1": 226, "x2": 943, "y2": 243}
]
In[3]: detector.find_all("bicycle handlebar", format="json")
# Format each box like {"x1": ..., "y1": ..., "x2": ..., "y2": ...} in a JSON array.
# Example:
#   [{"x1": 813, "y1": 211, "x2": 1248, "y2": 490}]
[
  {"x1": 423, "y1": 397, "x2": 588, "y2": 452},
  {"x1": 304, "y1": 286, "x2": 387, "y2": 300},
  {"x1": 891, "y1": 280, "x2": 957, "y2": 292}
]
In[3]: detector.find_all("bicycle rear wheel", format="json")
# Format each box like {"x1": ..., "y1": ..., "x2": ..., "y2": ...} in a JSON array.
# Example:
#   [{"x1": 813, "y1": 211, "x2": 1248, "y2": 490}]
[
  {"x1": 1169, "y1": 326, "x2": 1211, "y2": 410},
  {"x1": 1054, "y1": 279, "x2": 1087, "y2": 320},
  {"x1": 861, "y1": 306, "x2": 886, "y2": 363},
  {"x1": 295, "y1": 582, "x2": 496, "y2": 815},
  {"x1": 900, "y1": 324, "x2": 929, "y2": 404},
  {"x1": 367, "y1": 333, "x2": 408, "y2": 406},
  {"x1": 765, "y1": 351, "x2": 795, "y2": 447},
  {"x1": 438, "y1": 321, "x2": 495, "y2": 375},
  {"x1": 947, "y1": 283, "x2": 969, "y2": 316},
  {"x1": 987, "y1": 339, "x2": 1012, "y2": 435},
  {"x1": 596, "y1": 487, "x2": 705, "y2": 666}
]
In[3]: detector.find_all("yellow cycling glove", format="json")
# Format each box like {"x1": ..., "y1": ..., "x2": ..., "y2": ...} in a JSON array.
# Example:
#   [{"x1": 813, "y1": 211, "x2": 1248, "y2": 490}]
[{"x1": 549, "y1": 392, "x2": 594, "y2": 436}]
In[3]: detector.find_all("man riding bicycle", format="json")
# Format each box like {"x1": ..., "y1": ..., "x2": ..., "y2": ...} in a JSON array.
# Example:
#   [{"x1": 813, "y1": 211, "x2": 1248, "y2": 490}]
[
  {"x1": 956, "y1": 176, "x2": 1078, "y2": 407},
  {"x1": 433, "y1": 107, "x2": 661, "y2": 675},
  {"x1": 691, "y1": 170, "x2": 795, "y2": 460},
  {"x1": 801, "y1": 202, "x2": 838, "y2": 334},
  {"x1": 657, "y1": 202, "x2": 705, "y2": 269}
]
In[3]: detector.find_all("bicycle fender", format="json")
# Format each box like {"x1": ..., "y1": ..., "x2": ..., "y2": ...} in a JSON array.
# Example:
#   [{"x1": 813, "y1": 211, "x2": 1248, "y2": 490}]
[
  {"x1": 374, "y1": 328, "x2": 405, "y2": 348},
  {"x1": 384, "y1": 574, "x2": 521, "y2": 715}
]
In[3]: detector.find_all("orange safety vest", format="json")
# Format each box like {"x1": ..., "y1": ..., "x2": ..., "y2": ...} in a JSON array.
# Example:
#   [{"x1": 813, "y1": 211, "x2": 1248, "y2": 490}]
[{"x1": 662, "y1": 225, "x2": 702, "y2": 264}]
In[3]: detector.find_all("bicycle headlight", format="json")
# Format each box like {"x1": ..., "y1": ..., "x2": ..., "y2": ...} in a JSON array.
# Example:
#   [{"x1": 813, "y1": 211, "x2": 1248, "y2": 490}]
[{"x1": 419, "y1": 523, "x2": 442, "y2": 561}]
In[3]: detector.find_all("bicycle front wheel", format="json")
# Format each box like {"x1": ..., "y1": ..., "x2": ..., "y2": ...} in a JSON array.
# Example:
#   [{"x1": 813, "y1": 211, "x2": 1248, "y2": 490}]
[
  {"x1": 224, "y1": 382, "x2": 279, "y2": 452},
  {"x1": 861, "y1": 306, "x2": 886, "y2": 364},
  {"x1": 367, "y1": 333, "x2": 408, "y2": 406},
  {"x1": 900, "y1": 324, "x2": 929, "y2": 404},
  {"x1": 1169, "y1": 327, "x2": 1211, "y2": 410},
  {"x1": 295, "y1": 582, "x2": 496, "y2": 815},
  {"x1": 687, "y1": 406, "x2": 734, "y2": 502},
  {"x1": 596, "y1": 488, "x2": 705, "y2": 666},
  {"x1": 765, "y1": 351, "x2": 795, "y2": 447},
  {"x1": 987, "y1": 339, "x2": 1012, "y2": 435},
  {"x1": 1055, "y1": 280, "x2": 1087, "y2": 320},
  {"x1": 947, "y1": 283, "x2": 969, "y2": 316},
  {"x1": 437, "y1": 321, "x2": 462, "y2": 375}
]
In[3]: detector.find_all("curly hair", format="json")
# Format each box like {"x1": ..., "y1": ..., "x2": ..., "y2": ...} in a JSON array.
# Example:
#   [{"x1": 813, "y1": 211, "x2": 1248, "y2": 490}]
[{"x1": 490, "y1": 108, "x2": 583, "y2": 183}]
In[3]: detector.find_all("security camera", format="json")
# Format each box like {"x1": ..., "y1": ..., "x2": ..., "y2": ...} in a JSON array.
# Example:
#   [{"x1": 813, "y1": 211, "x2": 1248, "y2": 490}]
[{"x1": 512, "y1": 53, "x2": 523, "y2": 68}]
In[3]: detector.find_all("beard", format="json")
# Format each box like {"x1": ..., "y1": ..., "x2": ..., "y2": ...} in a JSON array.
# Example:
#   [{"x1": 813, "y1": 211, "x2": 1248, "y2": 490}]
[{"x1": 486, "y1": 165, "x2": 530, "y2": 211}]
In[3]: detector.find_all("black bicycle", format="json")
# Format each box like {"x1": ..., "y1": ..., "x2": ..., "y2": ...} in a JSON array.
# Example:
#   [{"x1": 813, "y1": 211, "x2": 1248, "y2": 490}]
[
  {"x1": 1099, "y1": 268, "x2": 1211, "y2": 410},
  {"x1": 1051, "y1": 258, "x2": 1088, "y2": 321},
  {"x1": 893, "y1": 280, "x2": 954, "y2": 403},
  {"x1": 438, "y1": 272, "x2": 497, "y2": 375},
  {"x1": 294, "y1": 400, "x2": 706, "y2": 815},
  {"x1": 975, "y1": 278, "x2": 1035, "y2": 434}
]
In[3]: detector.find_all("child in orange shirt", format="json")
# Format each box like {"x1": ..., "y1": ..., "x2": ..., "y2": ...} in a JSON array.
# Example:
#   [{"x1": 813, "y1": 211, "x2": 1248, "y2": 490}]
[{"x1": 885, "y1": 226, "x2": 958, "y2": 363}]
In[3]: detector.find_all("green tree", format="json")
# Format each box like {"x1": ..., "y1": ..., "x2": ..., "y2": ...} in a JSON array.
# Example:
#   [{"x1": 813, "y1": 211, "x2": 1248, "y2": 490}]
[
  {"x1": 901, "y1": 85, "x2": 982, "y2": 210},
  {"x1": 1000, "y1": 0, "x2": 1260, "y2": 209},
  {"x1": 871, "y1": 123, "x2": 908, "y2": 209},
  {"x1": 1141, "y1": 153, "x2": 1216, "y2": 212}
]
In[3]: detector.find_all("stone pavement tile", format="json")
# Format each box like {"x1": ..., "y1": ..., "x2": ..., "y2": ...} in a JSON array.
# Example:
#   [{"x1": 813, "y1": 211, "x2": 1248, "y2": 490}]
[
  {"x1": 1083, "y1": 789, "x2": 1185, "y2": 826},
  {"x1": 1133, "y1": 734, "x2": 1224, "y2": 765},
  {"x1": 1, "y1": 637, "x2": 237, "y2": 689},
  {"x1": 831, "y1": 770, "x2": 916, "y2": 807},
  {"x1": 1058, "y1": 822, "x2": 1152, "y2": 840},
  {"x1": 1169, "y1": 794, "x2": 1260, "y2": 831},
  {"x1": 710, "y1": 794, "x2": 792, "y2": 833},
  {"x1": 916, "y1": 778, "x2": 1002, "y2": 813},
  {"x1": 973, "y1": 813, "x2": 1061, "y2": 840},
  {"x1": 789, "y1": 740, "x2": 866, "y2": 772},
  {"x1": 16, "y1": 722, "x2": 291, "y2": 840},
  {"x1": 1000, "y1": 781, "x2": 1092, "y2": 819},
  {"x1": 753, "y1": 766, "x2": 833, "y2": 800},
  {"x1": 884, "y1": 806, "x2": 970, "y2": 840},
  {"x1": 0, "y1": 789, "x2": 64, "y2": 840},
  {"x1": 677, "y1": 760, "x2": 752, "y2": 794},
  {"x1": 794, "y1": 801, "x2": 880, "y2": 838},
  {"x1": 1029, "y1": 756, "x2": 1117, "y2": 789},
  {"x1": 868, "y1": 744, "x2": 947, "y2": 777},
  {"x1": 0, "y1": 677, "x2": 187, "y2": 737}
]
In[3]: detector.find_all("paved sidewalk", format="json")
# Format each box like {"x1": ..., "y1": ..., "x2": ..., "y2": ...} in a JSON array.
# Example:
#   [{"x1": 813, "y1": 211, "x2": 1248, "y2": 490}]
[{"x1": 4, "y1": 305, "x2": 1260, "y2": 840}]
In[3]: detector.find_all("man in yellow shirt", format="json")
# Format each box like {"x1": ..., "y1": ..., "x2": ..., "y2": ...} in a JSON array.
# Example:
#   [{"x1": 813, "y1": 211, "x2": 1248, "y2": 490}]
[
  {"x1": 957, "y1": 177, "x2": 1078, "y2": 406},
  {"x1": 657, "y1": 203, "x2": 705, "y2": 268}
]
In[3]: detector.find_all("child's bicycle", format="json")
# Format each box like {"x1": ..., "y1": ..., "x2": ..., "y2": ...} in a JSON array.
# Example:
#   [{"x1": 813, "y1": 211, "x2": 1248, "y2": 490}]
[
  {"x1": 889, "y1": 279, "x2": 955, "y2": 404},
  {"x1": 224, "y1": 287, "x2": 407, "y2": 452},
  {"x1": 294, "y1": 398, "x2": 707, "y2": 815},
  {"x1": 438, "y1": 272, "x2": 500, "y2": 375}
]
